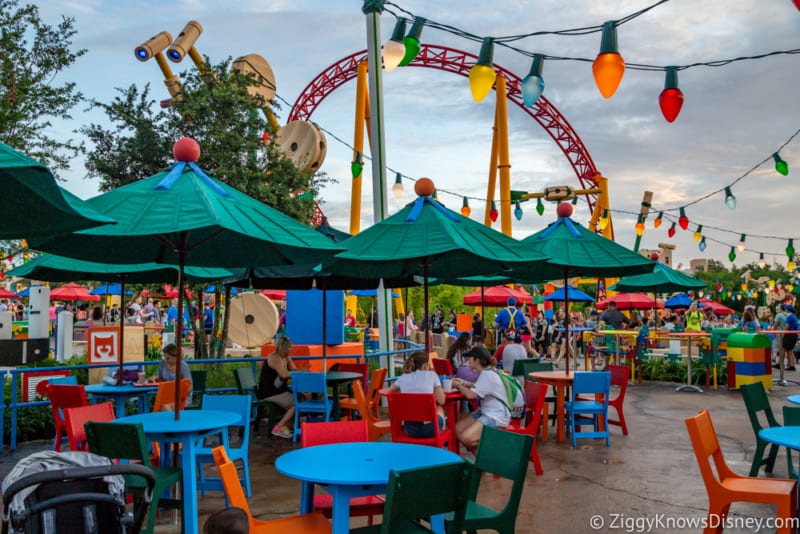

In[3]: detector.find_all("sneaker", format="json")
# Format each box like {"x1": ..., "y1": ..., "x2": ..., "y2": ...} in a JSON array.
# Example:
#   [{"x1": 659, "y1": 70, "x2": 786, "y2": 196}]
[
  {"x1": 786, "y1": 366, "x2": 797, "y2": 371},
  {"x1": 271, "y1": 426, "x2": 292, "y2": 438}
]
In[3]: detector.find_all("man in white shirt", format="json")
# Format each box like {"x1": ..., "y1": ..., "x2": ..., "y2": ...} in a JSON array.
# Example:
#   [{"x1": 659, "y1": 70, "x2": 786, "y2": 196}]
[{"x1": 501, "y1": 330, "x2": 528, "y2": 380}]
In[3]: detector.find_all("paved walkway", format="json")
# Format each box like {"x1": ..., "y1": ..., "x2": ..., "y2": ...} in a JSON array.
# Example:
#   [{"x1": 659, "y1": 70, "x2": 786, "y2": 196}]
[{"x1": 2, "y1": 373, "x2": 799, "y2": 533}]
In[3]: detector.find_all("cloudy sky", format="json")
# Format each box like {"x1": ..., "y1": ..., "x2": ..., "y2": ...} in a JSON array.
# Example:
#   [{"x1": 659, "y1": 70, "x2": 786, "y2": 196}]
[{"x1": 40, "y1": 0, "x2": 800, "y2": 271}]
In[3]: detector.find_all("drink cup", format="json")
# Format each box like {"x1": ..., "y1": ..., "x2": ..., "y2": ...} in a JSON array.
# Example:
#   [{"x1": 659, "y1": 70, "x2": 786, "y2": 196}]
[
  {"x1": 138, "y1": 372, "x2": 146, "y2": 384},
  {"x1": 443, "y1": 379, "x2": 453, "y2": 392}
]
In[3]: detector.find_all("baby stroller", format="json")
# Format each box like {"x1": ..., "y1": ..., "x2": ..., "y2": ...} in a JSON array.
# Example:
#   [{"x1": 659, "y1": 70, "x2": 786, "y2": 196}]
[{"x1": 2, "y1": 450, "x2": 156, "y2": 534}]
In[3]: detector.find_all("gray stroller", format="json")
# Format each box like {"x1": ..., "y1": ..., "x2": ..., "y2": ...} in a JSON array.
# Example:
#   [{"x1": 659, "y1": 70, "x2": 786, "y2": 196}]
[{"x1": 2, "y1": 450, "x2": 155, "y2": 534}]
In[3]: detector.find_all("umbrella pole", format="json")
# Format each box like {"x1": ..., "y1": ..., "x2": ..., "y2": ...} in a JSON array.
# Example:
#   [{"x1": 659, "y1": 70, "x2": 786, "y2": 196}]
[
  {"x1": 564, "y1": 270, "x2": 570, "y2": 375},
  {"x1": 424, "y1": 263, "x2": 430, "y2": 354},
  {"x1": 322, "y1": 287, "x2": 327, "y2": 371},
  {"x1": 480, "y1": 283, "x2": 486, "y2": 346},
  {"x1": 174, "y1": 255, "x2": 185, "y2": 420},
  {"x1": 117, "y1": 277, "x2": 127, "y2": 386}
]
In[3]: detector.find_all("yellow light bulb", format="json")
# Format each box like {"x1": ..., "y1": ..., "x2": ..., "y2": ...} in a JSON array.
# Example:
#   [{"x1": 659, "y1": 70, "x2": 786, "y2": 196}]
[
  {"x1": 693, "y1": 231, "x2": 701, "y2": 243},
  {"x1": 635, "y1": 222, "x2": 644, "y2": 236},
  {"x1": 789, "y1": 260, "x2": 796, "y2": 271},
  {"x1": 469, "y1": 64, "x2": 496, "y2": 102}
]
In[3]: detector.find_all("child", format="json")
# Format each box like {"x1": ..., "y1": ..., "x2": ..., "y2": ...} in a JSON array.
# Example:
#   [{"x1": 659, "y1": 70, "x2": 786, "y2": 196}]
[{"x1": 203, "y1": 507, "x2": 249, "y2": 534}]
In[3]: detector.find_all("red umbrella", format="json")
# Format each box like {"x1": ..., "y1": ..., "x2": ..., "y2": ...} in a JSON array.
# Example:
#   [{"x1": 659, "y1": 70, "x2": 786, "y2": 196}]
[
  {"x1": 50, "y1": 282, "x2": 100, "y2": 301},
  {"x1": 0, "y1": 288, "x2": 18, "y2": 299},
  {"x1": 697, "y1": 298, "x2": 736, "y2": 315},
  {"x1": 596, "y1": 292, "x2": 663, "y2": 310},
  {"x1": 142, "y1": 284, "x2": 193, "y2": 300},
  {"x1": 463, "y1": 285, "x2": 532, "y2": 307},
  {"x1": 261, "y1": 289, "x2": 287, "y2": 301}
]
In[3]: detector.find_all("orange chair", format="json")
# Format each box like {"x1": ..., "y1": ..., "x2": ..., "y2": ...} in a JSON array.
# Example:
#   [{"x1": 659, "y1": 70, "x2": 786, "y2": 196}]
[
  {"x1": 63, "y1": 401, "x2": 115, "y2": 451},
  {"x1": 212, "y1": 446, "x2": 332, "y2": 533},
  {"x1": 503, "y1": 381, "x2": 547, "y2": 476},
  {"x1": 685, "y1": 410, "x2": 797, "y2": 534},
  {"x1": 152, "y1": 378, "x2": 191, "y2": 412},
  {"x1": 47, "y1": 384, "x2": 88, "y2": 451},
  {"x1": 301, "y1": 420, "x2": 384, "y2": 524},
  {"x1": 432, "y1": 358, "x2": 454, "y2": 377},
  {"x1": 387, "y1": 392, "x2": 453, "y2": 449},
  {"x1": 339, "y1": 368, "x2": 386, "y2": 421},
  {"x1": 349, "y1": 380, "x2": 391, "y2": 442}
]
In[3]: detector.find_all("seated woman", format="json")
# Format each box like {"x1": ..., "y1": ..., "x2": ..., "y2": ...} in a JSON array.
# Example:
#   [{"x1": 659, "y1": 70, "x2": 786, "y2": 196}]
[
  {"x1": 453, "y1": 346, "x2": 511, "y2": 453},
  {"x1": 157, "y1": 343, "x2": 194, "y2": 409},
  {"x1": 388, "y1": 350, "x2": 446, "y2": 438},
  {"x1": 446, "y1": 332, "x2": 479, "y2": 383},
  {"x1": 257, "y1": 336, "x2": 297, "y2": 439}
]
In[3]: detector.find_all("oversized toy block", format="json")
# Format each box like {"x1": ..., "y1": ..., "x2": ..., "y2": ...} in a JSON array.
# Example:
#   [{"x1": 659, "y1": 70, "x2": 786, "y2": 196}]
[{"x1": 735, "y1": 373, "x2": 772, "y2": 391}]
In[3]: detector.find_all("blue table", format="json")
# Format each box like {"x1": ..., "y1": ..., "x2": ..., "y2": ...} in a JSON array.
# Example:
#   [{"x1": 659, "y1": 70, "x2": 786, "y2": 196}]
[
  {"x1": 114, "y1": 410, "x2": 240, "y2": 534},
  {"x1": 788, "y1": 395, "x2": 800, "y2": 406},
  {"x1": 759, "y1": 426, "x2": 800, "y2": 476},
  {"x1": 275, "y1": 442, "x2": 462, "y2": 534},
  {"x1": 85, "y1": 383, "x2": 157, "y2": 418}
]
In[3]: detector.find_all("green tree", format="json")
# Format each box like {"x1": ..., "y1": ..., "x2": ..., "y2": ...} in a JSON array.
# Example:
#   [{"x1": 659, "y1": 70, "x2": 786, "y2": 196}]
[
  {"x1": 80, "y1": 58, "x2": 329, "y2": 224},
  {"x1": 0, "y1": 0, "x2": 85, "y2": 173}
]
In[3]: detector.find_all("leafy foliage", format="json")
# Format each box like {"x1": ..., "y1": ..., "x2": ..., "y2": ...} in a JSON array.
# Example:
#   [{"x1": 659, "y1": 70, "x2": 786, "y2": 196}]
[{"x1": 0, "y1": 0, "x2": 85, "y2": 173}]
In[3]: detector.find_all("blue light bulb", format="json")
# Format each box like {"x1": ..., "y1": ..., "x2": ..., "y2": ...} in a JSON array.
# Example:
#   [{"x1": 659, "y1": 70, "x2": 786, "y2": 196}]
[
  {"x1": 521, "y1": 75, "x2": 544, "y2": 107},
  {"x1": 514, "y1": 201, "x2": 523, "y2": 221},
  {"x1": 698, "y1": 237, "x2": 707, "y2": 252}
]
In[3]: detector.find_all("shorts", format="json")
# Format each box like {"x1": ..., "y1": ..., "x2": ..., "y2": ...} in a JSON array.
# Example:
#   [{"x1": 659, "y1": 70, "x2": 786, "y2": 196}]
[
  {"x1": 471, "y1": 409, "x2": 501, "y2": 428},
  {"x1": 520, "y1": 334, "x2": 532, "y2": 342},
  {"x1": 782, "y1": 333, "x2": 798, "y2": 352},
  {"x1": 403, "y1": 416, "x2": 446, "y2": 438},
  {"x1": 265, "y1": 391, "x2": 294, "y2": 410}
]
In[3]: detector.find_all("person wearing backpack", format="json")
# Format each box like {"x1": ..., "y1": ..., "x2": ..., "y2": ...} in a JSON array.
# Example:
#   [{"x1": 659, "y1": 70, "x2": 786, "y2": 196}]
[{"x1": 452, "y1": 346, "x2": 512, "y2": 453}]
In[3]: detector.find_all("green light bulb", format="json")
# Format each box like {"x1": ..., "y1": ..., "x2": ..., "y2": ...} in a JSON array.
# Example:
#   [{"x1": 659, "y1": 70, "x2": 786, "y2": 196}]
[{"x1": 536, "y1": 198, "x2": 545, "y2": 216}]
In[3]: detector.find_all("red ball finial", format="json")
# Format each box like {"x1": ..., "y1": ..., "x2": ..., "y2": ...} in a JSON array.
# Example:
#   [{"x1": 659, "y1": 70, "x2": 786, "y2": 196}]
[
  {"x1": 173, "y1": 137, "x2": 201, "y2": 163},
  {"x1": 556, "y1": 202, "x2": 573, "y2": 218},
  {"x1": 650, "y1": 252, "x2": 660, "y2": 261},
  {"x1": 414, "y1": 177, "x2": 435, "y2": 197}
]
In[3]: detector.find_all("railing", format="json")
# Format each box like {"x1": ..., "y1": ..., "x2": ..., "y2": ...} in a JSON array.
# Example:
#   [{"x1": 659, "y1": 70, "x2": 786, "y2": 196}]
[{"x1": 1, "y1": 342, "x2": 421, "y2": 451}]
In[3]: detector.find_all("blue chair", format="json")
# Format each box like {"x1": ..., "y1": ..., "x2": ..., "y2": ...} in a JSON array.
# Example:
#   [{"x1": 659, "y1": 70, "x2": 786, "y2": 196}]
[
  {"x1": 195, "y1": 395, "x2": 252, "y2": 497},
  {"x1": 565, "y1": 371, "x2": 611, "y2": 448},
  {"x1": 291, "y1": 372, "x2": 332, "y2": 443}
]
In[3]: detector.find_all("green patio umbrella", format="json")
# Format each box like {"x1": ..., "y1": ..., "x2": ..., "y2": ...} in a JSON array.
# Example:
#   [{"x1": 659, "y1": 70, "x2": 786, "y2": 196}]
[
  {"x1": 326, "y1": 191, "x2": 551, "y2": 351},
  {"x1": 0, "y1": 142, "x2": 114, "y2": 239},
  {"x1": 30, "y1": 138, "x2": 344, "y2": 418},
  {"x1": 609, "y1": 263, "x2": 707, "y2": 293},
  {"x1": 8, "y1": 252, "x2": 233, "y2": 384},
  {"x1": 517, "y1": 203, "x2": 656, "y2": 372}
]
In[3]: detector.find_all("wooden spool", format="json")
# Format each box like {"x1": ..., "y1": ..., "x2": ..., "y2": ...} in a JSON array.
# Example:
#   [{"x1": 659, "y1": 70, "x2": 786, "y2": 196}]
[
  {"x1": 227, "y1": 293, "x2": 279, "y2": 348},
  {"x1": 274, "y1": 120, "x2": 325, "y2": 175},
  {"x1": 232, "y1": 53, "x2": 276, "y2": 103}
]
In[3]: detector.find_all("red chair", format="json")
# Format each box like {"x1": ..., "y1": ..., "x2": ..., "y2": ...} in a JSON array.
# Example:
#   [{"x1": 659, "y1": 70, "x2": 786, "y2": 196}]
[
  {"x1": 47, "y1": 384, "x2": 88, "y2": 451},
  {"x1": 335, "y1": 363, "x2": 369, "y2": 385},
  {"x1": 503, "y1": 381, "x2": 547, "y2": 475},
  {"x1": 387, "y1": 392, "x2": 453, "y2": 449},
  {"x1": 63, "y1": 402, "x2": 115, "y2": 451},
  {"x1": 301, "y1": 420, "x2": 384, "y2": 525},
  {"x1": 432, "y1": 358, "x2": 454, "y2": 376}
]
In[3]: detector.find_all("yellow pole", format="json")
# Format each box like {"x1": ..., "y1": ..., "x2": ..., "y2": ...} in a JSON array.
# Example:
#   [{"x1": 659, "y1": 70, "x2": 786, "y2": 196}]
[
  {"x1": 350, "y1": 61, "x2": 368, "y2": 235},
  {"x1": 596, "y1": 174, "x2": 614, "y2": 239},
  {"x1": 495, "y1": 76, "x2": 512, "y2": 236},
  {"x1": 153, "y1": 54, "x2": 181, "y2": 97},
  {"x1": 484, "y1": 103, "x2": 499, "y2": 227}
]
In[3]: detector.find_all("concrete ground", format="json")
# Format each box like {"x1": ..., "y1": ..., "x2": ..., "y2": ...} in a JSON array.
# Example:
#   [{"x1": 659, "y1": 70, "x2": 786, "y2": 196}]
[{"x1": 2, "y1": 371, "x2": 799, "y2": 533}]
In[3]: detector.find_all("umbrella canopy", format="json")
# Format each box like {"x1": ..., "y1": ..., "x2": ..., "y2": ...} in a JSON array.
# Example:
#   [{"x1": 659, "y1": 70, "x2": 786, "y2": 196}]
[
  {"x1": 517, "y1": 203, "x2": 655, "y2": 371},
  {"x1": 544, "y1": 285, "x2": 595, "y2": 303},
  {"x1": 89, "y1": 283, "x2": 132, "y2": 296},
  {"x1": 15, "y1": 287, "x2": 34, "y2": 298},
  {"x1": 597, "y1": 292, "x2": 664, "y2": 310},
  {"x1": 261, "y1": 289, "x2": 287, "y2": 300},
  {"x1": 0, "y1": 142, "x2": 114, "y2": 239},
  {"x1": 7, "y1": 253, "x2": 232, "y2": 284},
  {"x1": 697, "y1": 298, "x2": 736, "y2": 315},
  {"x1": 463, "y1": 285, "x2": 532, "y2": 307},
  {"x1": 50, "y1": 282, "x2": 100, "y2": 302},
  {"x1": 347, "y1": 289, "x2": 401, "y2": 298},
  {"x1": 0, "y1": 287, "x2": 18, "y2": 299},
  {"x1": 609, "y1": 263, "x2": 707, "y2": 294},
  {"x1": 664, "y1": 293, "x2": 693, "y2": 309},
  {"x1": 141, "y1": 285, "x2": 194, "y2": 300},
  {"x1": 203, "y1": 285, "x2": 240, "y2": 296}
]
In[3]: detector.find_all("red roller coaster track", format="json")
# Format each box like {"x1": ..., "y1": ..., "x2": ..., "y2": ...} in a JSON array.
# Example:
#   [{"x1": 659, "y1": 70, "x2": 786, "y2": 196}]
[{"x1": 290, "y1": 44, "x2": 602, "y2": 222}]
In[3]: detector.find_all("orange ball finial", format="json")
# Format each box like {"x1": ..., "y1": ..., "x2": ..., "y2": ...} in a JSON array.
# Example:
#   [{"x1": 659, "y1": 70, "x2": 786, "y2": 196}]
[
  {"x1": 556, "y1": 202, "x2": 573, "y2": 218},
  {"x1": 173, "y1": 137, "x2": 201, "y2": 163},
  {"x1": 414, "y1": 177, "x2": 435, "y2": 197}
]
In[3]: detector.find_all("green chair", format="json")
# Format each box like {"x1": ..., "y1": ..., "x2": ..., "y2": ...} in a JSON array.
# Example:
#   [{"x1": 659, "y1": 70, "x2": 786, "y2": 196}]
[
  {"x1": 782, "y1": 405, "x2": 800, "y2": 479},
  {"x1": 187, "y1": 369, "x2": 207, "y2": 409},
  {"x1": 445, "y1": 426, "x2": 532, "y2": 534},
  {"x1": 511, "y1": 358, "x2": 543, "y2": 379},
  {"x1": 741, "y1": 382, "x2": 783, "y2": 477},
  {"x1": 233, "y1": 366, "x2": 280, "y2": 433},
  {"x1": 351, "y1": 461, "x2": 470, "y2": 534},
  {"x1": 85, "y1": 421, "x2": 183, "y2": 534}
]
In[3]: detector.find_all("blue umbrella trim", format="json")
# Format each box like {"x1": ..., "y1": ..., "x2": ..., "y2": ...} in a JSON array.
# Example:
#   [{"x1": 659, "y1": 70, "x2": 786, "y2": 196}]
[
  {"x1": 538, "y1": 216, "x2": 582, "y2": 240},
  {"x1": 405, "y1": 196, "x2": 458, "y2": 223},
  {"x1": 154, "y1": 161, "x2": 230, "y2": 197}
]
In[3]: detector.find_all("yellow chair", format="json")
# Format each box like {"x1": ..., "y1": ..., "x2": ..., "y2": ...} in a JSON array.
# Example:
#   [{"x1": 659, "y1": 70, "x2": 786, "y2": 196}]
[{"x1": 212, "y1": 446, "x2": 331, "y2": 533}]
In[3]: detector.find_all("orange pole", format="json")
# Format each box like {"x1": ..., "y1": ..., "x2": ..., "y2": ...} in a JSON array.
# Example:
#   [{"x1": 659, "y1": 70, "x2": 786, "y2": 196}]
[
  {"x1": 495, "y1": 76, "x2": 512, "y2": 236},
  {"x1": 350, "y1": 61, "x2": 368, "y2": 235}
]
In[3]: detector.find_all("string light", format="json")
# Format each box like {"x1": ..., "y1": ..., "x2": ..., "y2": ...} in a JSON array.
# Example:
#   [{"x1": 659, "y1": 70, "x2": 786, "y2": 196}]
[
  {"x1": 728, "y1": 246, "x2": 736, "y2": 262},
  {"x1": 698, "y1": 236, "x2": 707, "y2": 252},
  {"x1": 667, "y1": 222, "x2": 676, "y2": 238},
  {"x1": 691, "y1": 225, "x2": 703, "y2": 243},
  {"x1": 659, "y1": 67, "x2": 684, "y2": 122},
  {"x1": 774, "y1": 152, "x2": 789, "y2": 176},
  {"x1": 635, "y1": 215, "x2": 645, "y2": 236},
  {"x1": 737, "y1": 234, "x2": 746, "y2": 252},
  {"x1": 599, "y1": 208, "x2": 609, "y2": 229},
  {"x1": 489, "y1": 200, "x2": 498, "y2": 222},
  {"x1": 469, "y1": 38, "x2": 497, "y2": 102},
  {"x1": 383, "y1": 17, "x2": 407, "y2": 72},
  {"x1": 653, "y1": 211, "x2": 663, "y2": 228},
  {"x1": 392, "y1": 172, "x2": 403, "y2": 198},
  {"x1": 678, "y1": 207, "x2": 689, "y2": 230},
  {"x1": 789, "y1": 260, "x2": 796, "y2": 271},
  {"x1": 521, "y1": 54, "x2": 545, "y2": 107},
  {"x1": 787, "y1": 239, "x2": 795, "y2": 259},
  {"x1": 350, "y1": 152, "x2": 363, "y2": 179},
  {"x1": 592, "y1": 21, "x2": 625, "y2": 99},
  {"x1": 758, "y1": 253, "x2": 766, "y2": 268},
  {"x1": 399, "y1": 17, "x2": 425, "y2": 66},
  {"x1": 724, "y1": 186, "x2": 736, "y2": 210},
  {"x1": 536, "y1": 197, "x2": 545, "y2": 216},
  {"x1": 514, "y1": 201, "x2": 523, "y2": 221},
  {"x1": 461, "y1": 197, "x2": 471, "y2": 217}
]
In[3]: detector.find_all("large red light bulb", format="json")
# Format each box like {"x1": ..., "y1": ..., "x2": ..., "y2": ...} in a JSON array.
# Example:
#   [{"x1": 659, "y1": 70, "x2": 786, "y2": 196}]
[{"x1": 658, "y1": 67, "x2": 684, "y2": 123}]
